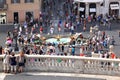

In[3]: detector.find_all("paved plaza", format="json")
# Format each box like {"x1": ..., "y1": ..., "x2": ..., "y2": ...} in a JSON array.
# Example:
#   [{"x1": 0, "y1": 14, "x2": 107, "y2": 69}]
[
  {"x1": 0, "y1": 22, "x2": 120, "y2": 80},
  {"x1": 4, "y1": 74, "x2": 105, "y2": 80},
  {"x1": 0, "y1": 30, "x2": 120, "y2": 56},
  {"x1": 1, "y1": 72, "x2": 120, "y2": 80}
]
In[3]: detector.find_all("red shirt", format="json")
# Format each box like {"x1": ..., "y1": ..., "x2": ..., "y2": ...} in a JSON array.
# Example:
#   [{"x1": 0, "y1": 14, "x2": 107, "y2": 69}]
[
  {"x1": 40, "y1": 27, "x2": 43, "y2": 31},
  {"x1": 80, "y1": 53, "x2": 84, "y2": 56},
  {"x1": 111, "y1": 53, "x2": 116, "y2": 59}
]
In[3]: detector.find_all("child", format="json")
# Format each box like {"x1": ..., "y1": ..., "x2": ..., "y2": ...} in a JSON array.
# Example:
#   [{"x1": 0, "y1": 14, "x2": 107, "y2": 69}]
[{"x1": 10, "y1": 52, "x2": 17, "y2": 74}]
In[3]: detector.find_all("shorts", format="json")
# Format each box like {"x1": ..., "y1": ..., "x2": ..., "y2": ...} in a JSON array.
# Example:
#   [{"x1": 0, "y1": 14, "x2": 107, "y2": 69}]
[{"x1": 18, "y1": 62, "x2": 24, "y2": 67}]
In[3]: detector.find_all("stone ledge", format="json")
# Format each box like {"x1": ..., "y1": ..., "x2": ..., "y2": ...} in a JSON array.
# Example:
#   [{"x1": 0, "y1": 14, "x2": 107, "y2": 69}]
[{"x1": 1, "y1": 72, "x2": 119, "y2": 80}]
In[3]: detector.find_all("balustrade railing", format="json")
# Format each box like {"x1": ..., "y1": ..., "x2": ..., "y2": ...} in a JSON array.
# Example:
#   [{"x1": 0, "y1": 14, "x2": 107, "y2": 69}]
[{"x1": 0, "y1": 55, "x2": 120, "y2": 76}]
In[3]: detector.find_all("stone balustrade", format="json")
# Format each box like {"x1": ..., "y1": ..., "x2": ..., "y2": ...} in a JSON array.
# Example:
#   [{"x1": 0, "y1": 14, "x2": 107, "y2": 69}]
[{"x1": 0, "y1": 55, "x2": 120, "y2": 76}]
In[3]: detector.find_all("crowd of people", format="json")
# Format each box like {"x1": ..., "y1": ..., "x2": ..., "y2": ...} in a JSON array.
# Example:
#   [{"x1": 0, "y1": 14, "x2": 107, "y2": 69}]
[
  {"x1": 1, "y1": 26, "x2": 118, "y2": 74},
  {"x1": 79, "y1": 26, "x2": 116, "y2": 59},
  {"x1": 1, "y1": 23, "x2": 117, "y2": 57},
  {"x1": 0, "y1": 0, "x2": 120, "y2": 74},
  {"x1": 0, "y1": 24, "x2": 118, "y2": 74}
]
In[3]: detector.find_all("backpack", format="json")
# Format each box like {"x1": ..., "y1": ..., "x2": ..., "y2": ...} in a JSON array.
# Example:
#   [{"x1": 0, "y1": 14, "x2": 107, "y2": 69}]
[{"x1": 10, "y1": 56, "x2": 17, "y2": 65}]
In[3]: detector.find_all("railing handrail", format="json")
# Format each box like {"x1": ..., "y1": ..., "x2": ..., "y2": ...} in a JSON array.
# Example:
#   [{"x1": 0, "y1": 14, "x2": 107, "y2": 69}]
[
  {"x1": 0, "y1": 54, "x2": 120, "y2": 76},
  {"x1": 1, "y1": 54, "x2": 120, "y2": 62}
]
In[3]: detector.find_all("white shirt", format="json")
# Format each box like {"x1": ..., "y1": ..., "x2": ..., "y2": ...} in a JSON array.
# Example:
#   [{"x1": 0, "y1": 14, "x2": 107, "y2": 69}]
[
  {"x1": 3, "y1": 54, "x2": 10, "y2": 64},
  {"x1": 71, "y1": 26, "x2": 74, "y2": 30}
]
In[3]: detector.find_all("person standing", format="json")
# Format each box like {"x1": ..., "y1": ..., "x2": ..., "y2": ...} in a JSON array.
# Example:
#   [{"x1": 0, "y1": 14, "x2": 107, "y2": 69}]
[
  {"x1": 19, "y1": 25, "x2": 22, "y2": 33},
  {"x1": 83, "y1": 18, "x2": 86, "y2": 32},
  {"x1": 10, "y1": 52, "x2": 17, "y2": 74},
  {"x1": 70, "y1": 25, "x2": 74, "y2": 34},
  {"x1": 40, "y1": 26, "x2": 43, "y2": 34},
  {"x1": 0, "y1": 46, "x2": 2, "y2": 54},
  {"x1": 111, "y1": 36, "x2": 115, "y2": 45},
  {"x1": 71, "y1": 46, "x2": 75, "y2": 56},
  {"x1": 108, "y1": 22, "x2": 111, "y2": 30},
  {"x1": 58, "y1": 23, "x2": 61, "y2": 34},
  {"x1": 7, "y1": 31, "x2": 11, "y2": 37},
  {"x1": 58, "y1": 44, "x2": 61, "y2": 52},
  {"x1": 50, "y1": 26, "x2": 54, "y2": 34},
  {"x1": 61, "y1": 44, "x2": 64, "y2": 52},
  {"x1": 90, "y1": 26, "x2": 93, "y2": 36},
  {"x1": 17, "y1": 51, "x2": 26, "y2": 73},
  {"x1": 3, "y1": 51, "x2": 10, "y2": 73}
]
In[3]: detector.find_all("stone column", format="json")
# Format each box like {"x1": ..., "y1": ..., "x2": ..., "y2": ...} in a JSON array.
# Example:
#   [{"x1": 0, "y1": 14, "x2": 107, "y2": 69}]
[
  {"x1": 96, "y1": 3, "x2": 100, "y2": 16},
  {"x1": 77, "y1": 3, "x2": 80, "y2": 19},
  {"x1": 39, "y1": 0, "x2": 42, "y2": 11},
  {"x1": 104, "y1": 0, "x2": 109, "y2": 16},
  {"x1": 85, "y1": 3, "x2": 89, "y2": 18}
]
